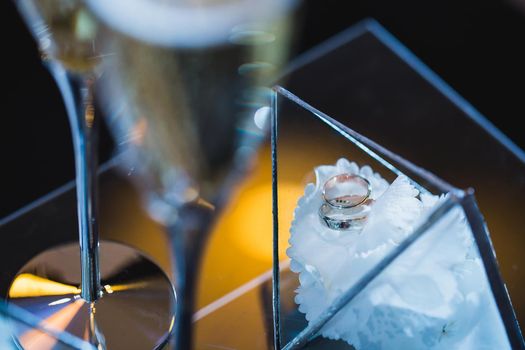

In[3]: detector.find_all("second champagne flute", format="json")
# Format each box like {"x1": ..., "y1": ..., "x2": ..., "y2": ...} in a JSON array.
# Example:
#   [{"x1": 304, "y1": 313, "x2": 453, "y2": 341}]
[{"x1": 86, "y1": 0, "x2": 300, "y2": 348}]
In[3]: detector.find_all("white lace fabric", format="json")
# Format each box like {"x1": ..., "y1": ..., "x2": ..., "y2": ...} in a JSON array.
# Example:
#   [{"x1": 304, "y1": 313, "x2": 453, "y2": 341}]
[{"x1": 287, "y1": 158, "x2": 510, "y2": 349}]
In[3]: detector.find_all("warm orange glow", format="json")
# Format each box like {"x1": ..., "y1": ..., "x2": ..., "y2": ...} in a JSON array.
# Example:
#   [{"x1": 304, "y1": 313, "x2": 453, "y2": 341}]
[
  {"x1": 85, "y1": 103, "x2": 95, "y2": 128},
  {"x1": 220, "y1": 182, "x2": 303, "y2": 263},
  {"x1": 98, "y1": 178, "x2": 173, "y2": 280},
  {"x1": 9, "y1": 274, "x2": 80, "y2": 298},
  {"x1": 197, "y1": 146, "x2": 305, "y2": 308},
  {"x1": 19, "y1": 299, "x2": 84, "y2": 350},
  {"x1": 130, "y1": 118, "x2": 148, "y2": 145},
  {"x1": 103, "y1": 281, "x2": 149, "y2": 293}
]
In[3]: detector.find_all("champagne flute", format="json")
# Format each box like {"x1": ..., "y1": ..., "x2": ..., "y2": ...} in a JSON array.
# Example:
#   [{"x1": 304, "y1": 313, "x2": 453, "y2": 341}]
[
  {"x1": 86, "y1": 0, "x2": 300, "y2": 348},
  {"x1": 9, "y1": 1, "x2": 175, "y2": 349}
]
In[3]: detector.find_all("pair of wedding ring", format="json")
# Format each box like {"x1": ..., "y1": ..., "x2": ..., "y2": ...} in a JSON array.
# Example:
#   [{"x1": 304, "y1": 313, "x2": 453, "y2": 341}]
[{"x1": 318, "y1": 173, "x2": 374, "y2": 231}]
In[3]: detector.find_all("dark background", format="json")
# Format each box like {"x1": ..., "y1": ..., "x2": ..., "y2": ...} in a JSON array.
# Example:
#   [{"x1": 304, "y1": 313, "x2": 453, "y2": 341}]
[{"x1": 2, "y1": 0, "x2": 525, "y2": 218}]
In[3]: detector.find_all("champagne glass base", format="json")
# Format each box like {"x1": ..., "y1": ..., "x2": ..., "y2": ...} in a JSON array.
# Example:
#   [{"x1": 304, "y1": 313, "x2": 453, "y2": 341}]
[{"x1": 7, "y1": 241, "x2": 175, "y2": 350}]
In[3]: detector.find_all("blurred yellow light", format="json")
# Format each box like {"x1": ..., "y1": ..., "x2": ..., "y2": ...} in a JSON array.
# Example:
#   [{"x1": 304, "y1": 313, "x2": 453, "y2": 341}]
[
  {"x1": 104, "y1": 281, "x2": 149, "y2": 293},
  {"x1": 9, "y1": 274, "x2": 80, "y2": 298},
  {"x1": 221, "y1": 182, "x2": 303, "y2": 262}
]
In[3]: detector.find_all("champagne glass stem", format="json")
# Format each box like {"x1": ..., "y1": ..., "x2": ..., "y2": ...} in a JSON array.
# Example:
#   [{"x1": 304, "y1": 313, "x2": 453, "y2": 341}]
[
  {"x1": 170, "y1": 204, "x2": 214, "y2": 350},
  {"x1": 46, "y1": 61, "x2": 101, "y2": 303}
]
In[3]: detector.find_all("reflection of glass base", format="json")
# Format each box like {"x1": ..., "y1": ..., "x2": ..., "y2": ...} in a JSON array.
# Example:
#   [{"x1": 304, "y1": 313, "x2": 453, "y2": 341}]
[{"x1": 7, "y1": 241, "x2": 175, "y2": 349}]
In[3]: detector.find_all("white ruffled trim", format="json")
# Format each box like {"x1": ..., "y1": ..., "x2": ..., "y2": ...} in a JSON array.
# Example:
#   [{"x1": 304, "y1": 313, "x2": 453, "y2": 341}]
[{"x1": 287, "y1": 159, "x2": 499, "y2": 349}]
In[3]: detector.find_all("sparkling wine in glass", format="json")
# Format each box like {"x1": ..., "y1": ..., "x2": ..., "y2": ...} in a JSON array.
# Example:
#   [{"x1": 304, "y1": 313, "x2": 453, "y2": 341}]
[
  {"x1": 8, "y1": 1, "x2": 175, "y2": 349},
  {"x1": 86, "y1": 0, "x2": 300, "y2": 347}
]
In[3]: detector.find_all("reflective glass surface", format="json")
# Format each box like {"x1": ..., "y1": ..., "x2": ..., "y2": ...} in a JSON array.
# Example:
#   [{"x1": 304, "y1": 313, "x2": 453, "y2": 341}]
[
  {"x1": 0, "y1": 300, "x2": 95, "y2": 349},
  {"x1": 272, "y1": 86, "x2": 522, "y2": 349}
]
